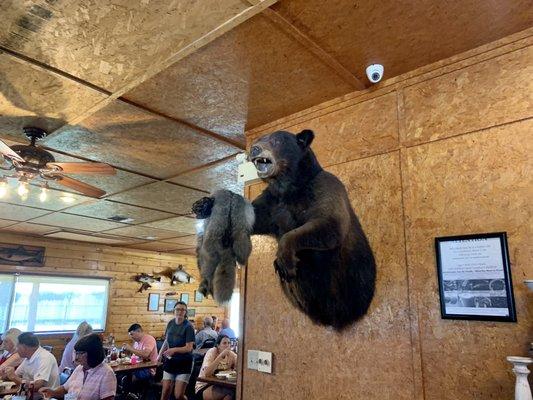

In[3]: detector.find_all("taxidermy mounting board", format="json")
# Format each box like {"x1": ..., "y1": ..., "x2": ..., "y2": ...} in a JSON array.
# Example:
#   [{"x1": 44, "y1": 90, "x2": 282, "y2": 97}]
[{"x1": 192, "y1": 129, "x2": 376, "y2": 330}]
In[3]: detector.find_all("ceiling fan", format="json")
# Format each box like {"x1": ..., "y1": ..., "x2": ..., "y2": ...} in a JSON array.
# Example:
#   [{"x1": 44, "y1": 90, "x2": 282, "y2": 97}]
[{"x1": 0, "y1": 127, "x2": 115, "y2": 198}]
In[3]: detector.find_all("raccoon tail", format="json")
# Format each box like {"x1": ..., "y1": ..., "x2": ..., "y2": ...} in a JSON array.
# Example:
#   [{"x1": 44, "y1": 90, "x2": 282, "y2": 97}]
[{"x1": 212, "y1": 254, "x2": 236, "y2": 304}]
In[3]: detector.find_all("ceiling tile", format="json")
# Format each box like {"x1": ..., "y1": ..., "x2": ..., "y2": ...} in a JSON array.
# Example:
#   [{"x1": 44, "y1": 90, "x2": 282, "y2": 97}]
[
  {"x1": 169, "y1": 156, "x2": 244, "y2": 194},
  {"x1": 272, "y1": 0, "x2": 533, "y2": 83},
  {"x1": 0, "y1": 177, "x2": 92, "y2": 211},
  {"x1": 44, "y1": 231, "x2": 137, "y2": 245},
  {"x1": 107, "y1": 182, "x2": 206, "y2": 214},
  {"x1": 0, "y1": 219, "x2": 18, "y2": 228},
  {"x1": 168, "y1": 247, "x2": 196, "y2": 256},
  {"x1": 123, "y1": 14, "x2": 355, "y2": 134},
  {"x1": 65, "y1": 200, "x2": 174, "y2": 225},
  {"x1": 125, "y1": 241, "x2": 186, "y2": 252},
  {"x1": 101, "y1": 225, "x2": 180, "y2": 240},
  {"x1": 143, "y1": 216, "x2": 198, "y2": 235},
  {"x1": 0, "y1": 0, "x2": 251, "y2": 91},
  {"x1": 0, "y1": 54, "x2": 107, "y2": 142},
  {"x1": 3, "y1": 222, "x2": 59, "y2": 235},
  {"x1": 43, "y1": 101, "x2": 239, "y2": 178},
  {"x1": 161, "y1": 235, "x2": 197, "y2": 247},
  {"x1": 29, "y1": 213, "x2": 125, "y2": 232},
  {"x1": 0, "y1": 203, "x2": 50, "y2": 221}
]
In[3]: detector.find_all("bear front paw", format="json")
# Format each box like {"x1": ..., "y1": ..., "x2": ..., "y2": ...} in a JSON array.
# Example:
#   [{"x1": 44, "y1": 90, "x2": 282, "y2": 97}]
[{"x1": 273, "y1": 253, "x2": 298, "y2": 282}]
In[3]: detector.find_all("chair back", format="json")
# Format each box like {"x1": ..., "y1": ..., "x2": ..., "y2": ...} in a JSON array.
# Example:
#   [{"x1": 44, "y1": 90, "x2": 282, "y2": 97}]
[
  {"x1": 42, "y1": 345, "x2": 53, "y2": 353},
  {"x1": 199, "y1": 338, "x2": 216, "y2": 349}
]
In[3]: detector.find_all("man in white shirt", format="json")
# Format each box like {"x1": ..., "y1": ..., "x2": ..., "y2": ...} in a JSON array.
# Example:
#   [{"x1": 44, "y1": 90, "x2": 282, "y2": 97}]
[{"x1": 4, "y1": 332, "x2": 60, "y2": 397}]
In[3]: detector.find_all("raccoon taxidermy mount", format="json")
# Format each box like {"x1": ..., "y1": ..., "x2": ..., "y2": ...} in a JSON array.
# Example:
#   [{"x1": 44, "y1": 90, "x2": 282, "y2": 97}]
[{"x1": 192, "y1": 190, "x2": 254, "y2": 303}]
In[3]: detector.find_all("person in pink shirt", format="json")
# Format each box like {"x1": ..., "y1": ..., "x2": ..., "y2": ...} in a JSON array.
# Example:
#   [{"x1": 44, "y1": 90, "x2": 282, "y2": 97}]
[
  {"x1": 122, "y1": 323, "x2": 158, "y2": 380},
  {"x1": 39, "y1": 333, "x2": 116, "y2": 400}
]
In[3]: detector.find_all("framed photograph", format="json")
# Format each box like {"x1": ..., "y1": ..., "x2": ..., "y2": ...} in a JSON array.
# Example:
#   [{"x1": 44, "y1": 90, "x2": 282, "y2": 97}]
[
  {"x1": 147, "y1": 293, "x2": 160, "y2": 311},
  {"x1": 187, "y1": 308, "x2": 196, "y2": 318},
  {"x1": 194, "y1": 290, "x2": 204, "y2": 303},
  {"x1": 180, "y1": 293, "x2": 189, "y2": 304},
  {"x1": 435, "y1": 232, "x2": 516, "y2": 322},
  {"x1": 164, "y1": 298, "x2": 178, "y2": 313}
]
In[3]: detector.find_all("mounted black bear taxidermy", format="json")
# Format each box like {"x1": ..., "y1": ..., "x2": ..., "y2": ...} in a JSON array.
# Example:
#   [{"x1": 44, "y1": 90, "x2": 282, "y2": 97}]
[{"x1": 249, "y1": 129, "x2": 376, "y2": 330}]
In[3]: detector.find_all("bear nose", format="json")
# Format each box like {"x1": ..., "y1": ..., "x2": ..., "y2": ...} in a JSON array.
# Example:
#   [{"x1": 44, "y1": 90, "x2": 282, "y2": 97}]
[{"x1": 250, "y1": 145, "x2": 261, "y2": 158}]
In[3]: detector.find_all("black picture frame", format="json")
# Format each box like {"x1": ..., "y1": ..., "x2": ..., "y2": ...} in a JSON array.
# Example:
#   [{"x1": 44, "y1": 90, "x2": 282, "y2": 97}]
[
  {"x1": 147, "y1": 293, "x2": 160, "y2": 311},
  {"x1": 194, "y1": 290, "x2": 204, "y2": 303},
  {"x1": 180, "y1": 293, "x2": 189, "y2": 304},
  {"x1": 187, "y1": 308, "x2": 196, "y2": 318},
  {"x1": 164, "y1": 298, "x2": 178, "y2": 313},
  {"x1": 435, "y1": 232, "x2": 516, "y2": 322}
]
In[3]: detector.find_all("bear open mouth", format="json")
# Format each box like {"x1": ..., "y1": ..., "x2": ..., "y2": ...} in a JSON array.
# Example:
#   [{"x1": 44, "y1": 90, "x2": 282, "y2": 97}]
[{"x1": 252, "y1": 157, "x2": 273, "y2": 176}]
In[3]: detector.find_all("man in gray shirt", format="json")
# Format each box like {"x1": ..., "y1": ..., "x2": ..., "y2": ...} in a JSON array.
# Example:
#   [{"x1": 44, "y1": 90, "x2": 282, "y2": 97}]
[{"x1": 195, "y1": 316, "x2": 218, "y2": 349}]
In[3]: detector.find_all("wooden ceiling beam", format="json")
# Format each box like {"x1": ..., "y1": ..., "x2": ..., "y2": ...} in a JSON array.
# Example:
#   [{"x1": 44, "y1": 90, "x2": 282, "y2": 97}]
[
  {"x1": 66, "y1": 0, "x2": 278, "y2": 128},
  {"x1": 260, "y1": 8, "x2": 367, "y2": 91}
]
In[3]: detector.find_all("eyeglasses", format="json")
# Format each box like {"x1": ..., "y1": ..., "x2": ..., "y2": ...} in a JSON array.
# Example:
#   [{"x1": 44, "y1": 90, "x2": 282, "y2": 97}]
[
  {"x1": 175, "y1": 308, "x2": 187, "y2": 312},
  {"x1": 75, "y1": 351, "x2": 87, "y2": 356}
]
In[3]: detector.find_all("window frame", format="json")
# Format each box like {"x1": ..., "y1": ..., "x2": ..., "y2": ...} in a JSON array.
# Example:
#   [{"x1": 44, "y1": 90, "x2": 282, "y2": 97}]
[{"x1": 0, "y1": 272, "x2": 111, "y2": 335}]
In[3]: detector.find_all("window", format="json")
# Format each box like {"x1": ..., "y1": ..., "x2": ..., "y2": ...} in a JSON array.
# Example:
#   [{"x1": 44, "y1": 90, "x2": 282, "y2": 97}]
[
  {"x1": 229, "y1": 291, "x2": 240, "y2": 338},
  {"x1": 0, "y1": 274, "x2": 109, "y2": 334}
]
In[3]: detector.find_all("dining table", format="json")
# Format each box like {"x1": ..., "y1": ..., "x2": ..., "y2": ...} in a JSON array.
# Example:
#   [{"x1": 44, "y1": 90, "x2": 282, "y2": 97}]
[
  {"x1": 109, "y1": 359, "x2": 160, "y2": 373},
  {"x1": 196, "y1": 375, "x2": 237, "y2": 390}
]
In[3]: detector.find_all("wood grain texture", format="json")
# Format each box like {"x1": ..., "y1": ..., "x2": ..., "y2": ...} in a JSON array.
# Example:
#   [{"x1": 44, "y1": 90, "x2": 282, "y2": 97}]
[
  {"x1": 123, "y1": 14, "x2": 354, "y2": 138},
  {"x1": 43, "y1": 100, "x2": 239, "y2": 179},
  {"x1": 272, "y1": 0, "x2": 533, "y2": 84},
  {"x1": 401, "y1": 46, "x2": 533, "y2": 145},
  {"x1": 402, "y1": 119, "x2": 533, "y2": 399},
  {"x1": 0, "y1": 231, "x2": 226, "y2": 361}
]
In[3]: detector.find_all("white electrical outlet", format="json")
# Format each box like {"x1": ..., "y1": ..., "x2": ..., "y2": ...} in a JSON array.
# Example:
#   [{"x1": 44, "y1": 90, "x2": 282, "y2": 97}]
[
  {"x1": 247, "y1": 350, "x2": 259, "y2": 370},
  {"x1": 257, "y1": 351, "x2": 272, "y2": 374}
]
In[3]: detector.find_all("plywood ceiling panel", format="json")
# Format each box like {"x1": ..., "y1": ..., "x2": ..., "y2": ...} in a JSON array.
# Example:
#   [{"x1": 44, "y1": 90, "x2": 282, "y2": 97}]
[
  {"x1": 0, "y1": 203, "x2": 50, "y2": 221},
  {"x1": 42, "y1": 100, "x2": 239, "y2": 178},
  {"x1": 65, "y1": 200, "x2": 174, "y2": 225},
  {"x1": 3, "y1": 222, "x2": 59, "y2": 235},
  {"x1": 0, "y1": 0, "x2": 253, "y2": 91},
  {"x1": 0, "y1": 219, "x2": 18, "y2": 228},
  {"x1": 272, "y1": 0, "x2": 533, "y2": 83},
  {"x1": 0, "y1": 53, "x2": 107, "y2": 142},
  {"x1": 124, "y1": 241, "x2": 185, "y2": 252},
  {"x1": 123, "y1": 14, "x2": 355, "y2": 134},
  {"x1": 29, "y1": 212, "x2": 125, "y2": 232},
  {"x1": 107, "y1": 182, "x2": 206, "y2": 215},
  {"x1": 161, "y1": 235, "x2": 196, "y2": 247},
  {"x1": 101, "y1": 225, "x2": 181, "y2": 241},
  {"x1": 142, "y1": 216, "x2": 197, "y2": 235},
  {"x1": 44, "y1": 231, "x2": 136, "y2": 245},
  {"x1": 169, "y1": 156, "x2": 243, "y2": 194}
]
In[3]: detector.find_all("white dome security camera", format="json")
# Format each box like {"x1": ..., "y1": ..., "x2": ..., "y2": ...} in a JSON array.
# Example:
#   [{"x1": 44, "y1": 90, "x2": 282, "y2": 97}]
[{"x1": 365, "y1": 64, "x2": 384, "y2": 84}]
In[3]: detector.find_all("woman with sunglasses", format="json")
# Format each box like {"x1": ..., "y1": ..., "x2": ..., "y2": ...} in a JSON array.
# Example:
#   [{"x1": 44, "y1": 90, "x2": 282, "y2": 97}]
[{"x1": 39, "y1": 333, "x2": 116, "y2": 400}]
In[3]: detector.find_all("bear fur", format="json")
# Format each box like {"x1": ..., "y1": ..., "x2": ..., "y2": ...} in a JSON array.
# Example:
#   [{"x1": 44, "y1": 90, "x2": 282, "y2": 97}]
[{"x1": 249, "y1": 129, "x2": 376, "y2": 330}]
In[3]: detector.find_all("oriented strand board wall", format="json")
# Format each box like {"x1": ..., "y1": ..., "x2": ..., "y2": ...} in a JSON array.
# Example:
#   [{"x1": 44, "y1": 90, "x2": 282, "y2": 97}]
[
  {"x1": 0, "y1": 232, "x2": 226, "y2": 361},
  {"x1": 241, "y1": 29, "x2": 533, "y2": 400}
]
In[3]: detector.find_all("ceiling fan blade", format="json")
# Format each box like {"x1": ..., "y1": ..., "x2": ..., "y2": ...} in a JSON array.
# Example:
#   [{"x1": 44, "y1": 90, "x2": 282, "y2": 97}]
[
  {"x1": 46, "y1": 162, "x2": 116, "y2": 175},
  {"x1": 55, "y1": 176, "x2": 106, "y2": 198},
  {"x1": 0, "y1": 139, "x2": 24, "y2": 162}
]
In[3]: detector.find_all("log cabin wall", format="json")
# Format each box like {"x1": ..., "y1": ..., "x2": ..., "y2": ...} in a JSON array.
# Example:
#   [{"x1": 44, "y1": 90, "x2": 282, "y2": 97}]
[
  {"x1": 241, "y1": 29, "x2": 533, "y2": 399},
  {"x1": 0, "y1": 231, "x2": 226, "y2": 362}
]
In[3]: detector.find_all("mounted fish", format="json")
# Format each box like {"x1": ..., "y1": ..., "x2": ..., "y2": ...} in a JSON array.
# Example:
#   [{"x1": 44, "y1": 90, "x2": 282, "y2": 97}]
[
  {"x1": 134, "y1": 273, "x2": 161, "y2": 293},
  {"x1": 162, "y1": 265, "x2": 195, "y2": 285},
  {"x1": 0, "y1": 243, "x2": 45, "y2": 267}
]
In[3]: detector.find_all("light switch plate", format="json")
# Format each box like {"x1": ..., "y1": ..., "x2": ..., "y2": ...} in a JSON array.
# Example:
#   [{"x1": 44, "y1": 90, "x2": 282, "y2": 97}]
[
  {"x1": 247, "y1": 349, "x2": 259, "y2": 370},
  {"x1": 257, "y1": 351, "x2": 272, "y2": 373},
  {"x1": 237, "y1": 159, "x2": 261, "y2": 185}
]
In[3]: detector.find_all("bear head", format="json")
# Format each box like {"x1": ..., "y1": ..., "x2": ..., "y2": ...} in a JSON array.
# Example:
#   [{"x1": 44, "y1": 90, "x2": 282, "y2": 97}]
[{"x1": 249, "y1": 129, "x2": 315, "y2": 179}]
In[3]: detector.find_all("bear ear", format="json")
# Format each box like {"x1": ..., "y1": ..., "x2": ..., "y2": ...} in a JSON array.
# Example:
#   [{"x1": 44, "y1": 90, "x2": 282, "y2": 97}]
[{"x1": 296, "y1": 129, "x2": 314, "y2": 149}]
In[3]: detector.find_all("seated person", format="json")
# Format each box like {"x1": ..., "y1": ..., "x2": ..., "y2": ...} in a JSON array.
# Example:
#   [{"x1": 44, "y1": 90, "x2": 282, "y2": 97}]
[
  {"x1": 40, "y1": 333, "x2": 116, "y2": 400},
  {"x1": 218, "y1": 319, "x2": 236, "y2": 340},
  {"x1": 122, "y1": 323, "x2": 158, "y2": 381},
  {"x1": 59, "y1": 321, "x2": 93, "y2": 371},
  {"x1": 195, "y1": 335, "x2": 237, "y2": 400},
  {"x1": 3, "y1": 332, "x2": 59, "y2": 397},
  {"x1": 195, "y1": 317, "x2": 218, "y2": 349},
  {"x1": 0, "y1": 328, "x2": 23, "y2": 375}
]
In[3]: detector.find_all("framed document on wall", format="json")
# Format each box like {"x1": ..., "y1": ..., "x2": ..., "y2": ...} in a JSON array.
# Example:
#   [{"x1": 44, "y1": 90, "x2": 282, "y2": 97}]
[{"x1": 435, "y1": 232, "x2": 516, "y2": 322}]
